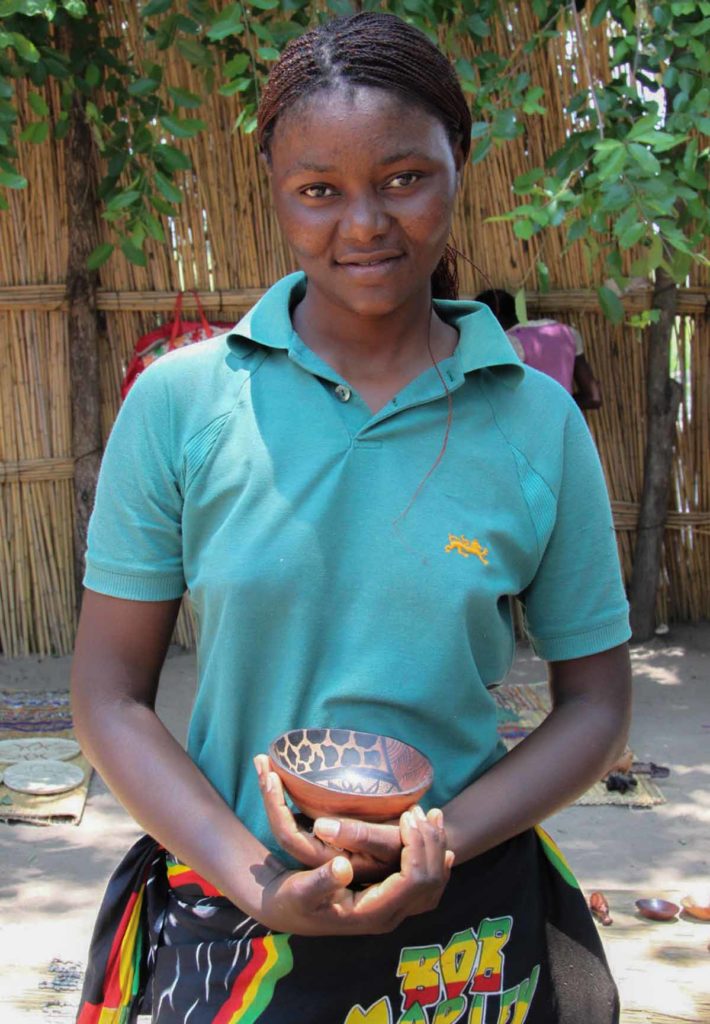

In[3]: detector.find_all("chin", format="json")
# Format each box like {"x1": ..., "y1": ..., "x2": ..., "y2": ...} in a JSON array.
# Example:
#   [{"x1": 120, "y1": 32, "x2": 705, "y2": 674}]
[{"x1": 314, "y1": 273, "x2": 429, "y2": 320}]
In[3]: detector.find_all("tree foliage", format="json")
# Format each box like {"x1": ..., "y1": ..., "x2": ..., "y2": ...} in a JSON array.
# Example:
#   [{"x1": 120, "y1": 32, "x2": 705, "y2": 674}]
[{"x1": 0, "y1": 0, "x2": 708, "y2": 307}]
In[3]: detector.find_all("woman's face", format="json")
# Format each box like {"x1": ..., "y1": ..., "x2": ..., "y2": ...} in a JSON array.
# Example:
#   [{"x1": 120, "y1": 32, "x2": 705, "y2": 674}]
[{"x1": 267, "y1": 84, "x2": 463, "y2": 319}]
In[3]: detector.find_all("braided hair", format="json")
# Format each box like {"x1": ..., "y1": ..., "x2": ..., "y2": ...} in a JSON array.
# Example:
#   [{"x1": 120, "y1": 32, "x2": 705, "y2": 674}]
[{"x1": 257, "y1": 12, "x2": 471, "y2": 299}]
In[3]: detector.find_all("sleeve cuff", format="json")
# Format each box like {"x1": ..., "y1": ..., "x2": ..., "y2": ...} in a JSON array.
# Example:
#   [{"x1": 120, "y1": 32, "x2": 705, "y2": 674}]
[
  {"x1": 84, "y1": 563, "x2": 186, "y2": 601},
  {"x1": 529, "y1": 613, "x2": 631, "y2": 661}
]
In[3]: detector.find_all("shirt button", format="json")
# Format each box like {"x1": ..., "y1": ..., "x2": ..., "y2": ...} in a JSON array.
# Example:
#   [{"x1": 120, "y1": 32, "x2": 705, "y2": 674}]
[{"x1": 335, "y1": 384, "x2": 352, "y2": 403}]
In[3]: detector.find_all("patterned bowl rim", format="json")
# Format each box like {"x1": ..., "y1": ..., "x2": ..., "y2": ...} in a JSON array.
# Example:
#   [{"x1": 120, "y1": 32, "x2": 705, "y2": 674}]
[{"x1": 268, "y1": 727, "x2": 434, "y2": 796}]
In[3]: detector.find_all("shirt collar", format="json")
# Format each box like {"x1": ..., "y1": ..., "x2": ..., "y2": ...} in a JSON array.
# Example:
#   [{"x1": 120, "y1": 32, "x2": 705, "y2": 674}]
[{"x1": 229, "y1": 271, "x2": 524, "y2": 388}]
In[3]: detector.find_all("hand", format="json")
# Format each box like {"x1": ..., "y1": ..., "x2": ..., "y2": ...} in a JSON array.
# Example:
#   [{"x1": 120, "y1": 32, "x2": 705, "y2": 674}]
[
  {"x1": 257, "y1": 806, "x2": 454, "y2": 936},
  {"x1": 254, "y1": 755, "x2": 401, "y2": 881}
]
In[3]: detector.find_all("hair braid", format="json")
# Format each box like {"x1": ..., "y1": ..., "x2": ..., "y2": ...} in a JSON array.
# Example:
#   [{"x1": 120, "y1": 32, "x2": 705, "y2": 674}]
[{"x1": 257, "y1": 13, "x2": 471, "y2": 299}]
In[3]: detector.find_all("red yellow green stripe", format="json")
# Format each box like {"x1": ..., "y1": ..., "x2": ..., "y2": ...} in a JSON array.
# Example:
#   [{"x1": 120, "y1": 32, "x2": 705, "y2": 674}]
[
  {"x1": 77, "y1": 885, "x2": 145, "y2": 1023},
  {"x1": 534, "y1": 825, "x2": 579, "y2": 889},
  {"x1": 214, "y1": 934, "x2": 293, "y2": 1024},
  {"x1": 167, "y1": 862, "x2": 223, "y2": 897}
]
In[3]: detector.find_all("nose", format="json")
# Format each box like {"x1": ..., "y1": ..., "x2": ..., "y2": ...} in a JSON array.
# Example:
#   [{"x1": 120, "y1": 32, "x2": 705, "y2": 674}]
[{"x1": 339, "y1": 190, "x2": 390, "y2": 243}]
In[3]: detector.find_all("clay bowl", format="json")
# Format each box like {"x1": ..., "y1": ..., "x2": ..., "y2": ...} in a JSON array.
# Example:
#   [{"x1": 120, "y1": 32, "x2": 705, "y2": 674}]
[
  {"x1": 268, "y1": 728, "x2": 433, "y2": 823},
  {"x1": 635, "y1": 898, "x2": 680, "y2": 922},
  {"x1": 680, "y1": 893, "x2": 710, "y2": 921}
]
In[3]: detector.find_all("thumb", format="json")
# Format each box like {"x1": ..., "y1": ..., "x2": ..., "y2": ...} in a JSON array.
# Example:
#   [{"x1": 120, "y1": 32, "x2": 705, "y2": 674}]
[{"x1": 296, "y1": 855, "x2": 353, "y2": 908}]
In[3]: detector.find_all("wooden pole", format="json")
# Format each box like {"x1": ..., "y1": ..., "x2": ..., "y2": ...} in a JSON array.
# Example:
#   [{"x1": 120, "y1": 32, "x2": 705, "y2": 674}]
[
  {"x1": 66, "y1": 87, "x2": 102, "y2": 608},
  {"x1": 628, "y1": 266, "x2": 682, "y2": 640}
]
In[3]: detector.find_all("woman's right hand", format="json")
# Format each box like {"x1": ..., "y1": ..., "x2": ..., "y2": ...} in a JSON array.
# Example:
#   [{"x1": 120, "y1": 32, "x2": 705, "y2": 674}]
[{"x1": 257, "y1": 807, "x2": 454, "y2": 936}]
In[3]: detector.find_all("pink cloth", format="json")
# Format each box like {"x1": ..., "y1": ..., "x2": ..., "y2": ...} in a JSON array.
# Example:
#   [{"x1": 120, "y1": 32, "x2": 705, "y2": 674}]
[{"x1": 507, "y1": 321, "x2": 578, "y2": 392}]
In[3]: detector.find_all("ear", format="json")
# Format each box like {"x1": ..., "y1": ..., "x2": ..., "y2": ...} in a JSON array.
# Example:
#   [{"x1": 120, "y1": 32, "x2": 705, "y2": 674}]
[{"x1": 451, "y1": 139, "x2": 465, "y2": 183}]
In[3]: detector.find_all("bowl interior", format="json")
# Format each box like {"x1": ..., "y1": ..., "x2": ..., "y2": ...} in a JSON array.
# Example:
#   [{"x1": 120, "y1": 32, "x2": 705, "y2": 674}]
[
  {"x1": 635, "y1": 898, "x2": 679, "y2": 920},
  {"x1": 269, "y1": 728, "x2": 432, "y2": 800}
]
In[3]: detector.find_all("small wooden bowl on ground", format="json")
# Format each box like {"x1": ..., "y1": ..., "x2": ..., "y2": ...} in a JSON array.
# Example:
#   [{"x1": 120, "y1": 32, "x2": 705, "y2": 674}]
[
  {"x1": 681, "y1": 894, "x2": 710, "y2": 921},
  {"x1": 635, "y1": 898, "x2": 680, "y2": 921},
  {"x1": 268, "y1": 728, "x2": 433, "y2": 823}
]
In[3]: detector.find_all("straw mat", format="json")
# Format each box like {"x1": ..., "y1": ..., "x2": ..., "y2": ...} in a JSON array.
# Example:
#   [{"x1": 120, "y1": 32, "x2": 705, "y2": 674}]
[
  {"x1": 0, "y1": 689, "x2": 91, "y2": 825},
  {"x1": 493, "y1": 682, "x2": 666, "y2": 808}
]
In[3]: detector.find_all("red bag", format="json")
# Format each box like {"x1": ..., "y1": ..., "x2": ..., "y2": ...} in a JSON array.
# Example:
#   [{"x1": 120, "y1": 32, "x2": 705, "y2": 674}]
[{"x1": 121, "y1": 291, "x2": 233, "y2": 400}]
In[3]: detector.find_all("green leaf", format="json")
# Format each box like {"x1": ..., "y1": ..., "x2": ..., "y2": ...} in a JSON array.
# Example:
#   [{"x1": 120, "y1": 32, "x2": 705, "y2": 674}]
[
  {"x1": 492, "y1": 108, "x2": 517, "y2": 141},
  {"x1": 513, "y1": 218, "x2": 536, "y2": 240},
  {"x1": 619, "y1": 222, "x2": 646, "y2": 249},
  {"x1": 150, "y1": 193, "x2": 176, "y2": 216},
  {"x1": 154, "y1": 168, "x2": 182, "y2": 204},
  {"x1": 141, "y1": 0, "x2": 173, "y2": 15},
  {"x1": 218, "y1": 77, "x2": 251, "y2": 96},
  {"x1": 19, "y1": 120, "x2": 48, "y2": 143},
  {"x1": 596, "y1": 145, "x2": 627, "y2": 180},
  {"x1": 597, "y1": 285, "x2": 624, "y2": 324},
  {"x1": 28, "y1": 92, "x2": 49, "y2": 117},
  {"x1": 628, "y1": 142, "x2": 661, "y2": 176},
  {"x1": 153, "y1": 142, "x2": 191, "y2": 171},
  {"x1": 514, "y1": 289, "x2": 528, "y2": 324},
  {"x1": 247, "y1": 0, "x2": 279, "y2": 8},
  {"x1": 223, "y1": 53, "x2": 250, "y2": 77},
  {"x1": 85, "y1": 63, "x2": 101, "y2": 88},
  {"x1": 466, "y1": 13, "x2": 490, "y2": 37},
  {"x1": 127, "y1": 77, "x2": 161, "y2": 97},
  {"x1": 176, "y1": 38, "x2": 213, "y2": 67},
  {"x1": 105, "y1": 189, "x2": 142, "y2": 212},
  {"x1": 632, "y1": 130, "x2": 686, "y2": 152},
  {"x1": 206, "y1": 3, "x2": 244, "y2": 40},
  {"x1": 0, "y1": 1, "x2": 23, "y2": 15},
  {"x1": 87, "y1": 242, "x2": 114, "y2": 270},
  {"x1": 470, "y1": 121, "x2": 488, "y2": 139},
  {"x1": 590, "y1": 1, "x2": 608, "y2": 27},
  {"x1": 159, "y1": 113, "x2": 206, "y2": 139},
  {"x1": 10, "y1": 33, "x2": 40, "y2": 63},
  {"x1": 120, "y1": 239, "x2": 147, "y2": 266},
  {"x1": 62, "y1": 0, "x2": 87, "y2": 15},
  {"x1": 167, "y1": 86, "x2": 202, "y2": 109},
  {"x1": 257, "y1": 46, "x2": 280, "y2": 61},
  {"x1": 522, "y1": 86, "x2": 546, "y2": 115},
  {"x1": 471, "y1": 136, "x2": 491, "y2": 164},
  {"x1": 0, "y1": 167, "x2": 27, "y2": 188},
  {"x1": 513, "y1": 168, "x2": 545, "y2": 195},
  {"x1": 141, "y1": 209, "x2": 165, "y2": 242},
  {"x1": 537, "y1": 260, "x2": 550, "y2": 293},
  {"x1": 567, "y1": 218, "x2": 589, "y2": 243}
]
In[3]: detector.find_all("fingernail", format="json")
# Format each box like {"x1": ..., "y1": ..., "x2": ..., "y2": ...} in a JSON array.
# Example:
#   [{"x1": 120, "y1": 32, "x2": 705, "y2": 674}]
[
  {"x1": 265, "y1": 772, "x2": 273, "y2": 793},
  {"x1": 413, "y1": 805, "x2": 426, "y2": 821},
  {"x1": 429, "y1": 808, "x2": 443, "y2": 827},
  {"x1": 315, "y1": 818, "x2": 340, "y2": 838},
  {"x1": 403, "y1": 811, "x2": 415, "y2": 829}
]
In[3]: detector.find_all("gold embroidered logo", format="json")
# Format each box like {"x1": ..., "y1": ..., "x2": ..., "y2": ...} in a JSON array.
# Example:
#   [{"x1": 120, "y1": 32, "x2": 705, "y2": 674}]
[{"x1": 444, "y1": 533, "x2": 490, "y2": 564}]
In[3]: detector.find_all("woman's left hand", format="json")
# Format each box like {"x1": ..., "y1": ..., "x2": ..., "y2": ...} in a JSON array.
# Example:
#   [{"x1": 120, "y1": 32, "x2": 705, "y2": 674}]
[{"x1": 254, "y1": 754, "x2": 403, "y2": 882}]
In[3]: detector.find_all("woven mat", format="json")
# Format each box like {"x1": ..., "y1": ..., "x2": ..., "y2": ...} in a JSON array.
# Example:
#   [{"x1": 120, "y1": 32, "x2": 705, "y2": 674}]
[
  {"x1": 0, "y1": 690, "x2": 91, "y2": 825},
  {"x1": 493, "y1": 682, "x2": 666, "y2": 808}
]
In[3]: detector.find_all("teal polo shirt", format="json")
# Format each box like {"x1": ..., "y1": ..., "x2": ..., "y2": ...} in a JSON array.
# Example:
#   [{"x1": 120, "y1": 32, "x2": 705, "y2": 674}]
[{"x1": 85, "y1": 272, "x2": 630, "y2": 858}]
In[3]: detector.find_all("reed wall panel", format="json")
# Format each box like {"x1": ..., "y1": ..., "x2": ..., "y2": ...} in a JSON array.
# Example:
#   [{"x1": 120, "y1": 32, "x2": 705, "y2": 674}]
[{"x1": 0, "y1": 5, "x2": 707, "y2": 654}]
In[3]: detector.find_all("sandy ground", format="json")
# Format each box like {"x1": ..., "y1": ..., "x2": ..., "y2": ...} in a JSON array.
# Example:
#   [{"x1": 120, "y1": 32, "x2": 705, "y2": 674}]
[{"x1": 1, "y1": 625, "x2": 708, "y2": 1021}]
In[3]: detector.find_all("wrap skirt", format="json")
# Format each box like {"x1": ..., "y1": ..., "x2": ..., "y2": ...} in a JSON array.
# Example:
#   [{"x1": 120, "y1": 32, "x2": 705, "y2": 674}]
[{"x1": 76, "y1": 826, "x2": 619, "y2": 1024}]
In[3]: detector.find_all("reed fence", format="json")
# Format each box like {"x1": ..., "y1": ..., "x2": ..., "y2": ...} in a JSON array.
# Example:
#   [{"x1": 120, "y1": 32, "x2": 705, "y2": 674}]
[{"x1": 0, "y1": 4, "x2": 707, "y2": 655}]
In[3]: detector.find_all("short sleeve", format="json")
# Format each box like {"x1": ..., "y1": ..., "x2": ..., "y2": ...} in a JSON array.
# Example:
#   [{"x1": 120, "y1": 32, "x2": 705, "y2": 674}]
[
  {"x1": 84, "y1": 365, "x2": 186, "y2": 601},
  {"x1": 519, "y1": 403, "x2": 630, "y2": 660}
]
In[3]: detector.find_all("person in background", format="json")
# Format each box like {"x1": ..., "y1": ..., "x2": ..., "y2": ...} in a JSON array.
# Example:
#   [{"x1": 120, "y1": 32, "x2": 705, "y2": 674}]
[{"x1": 476, "y1": 288, "x2": 603, "y2": 409}]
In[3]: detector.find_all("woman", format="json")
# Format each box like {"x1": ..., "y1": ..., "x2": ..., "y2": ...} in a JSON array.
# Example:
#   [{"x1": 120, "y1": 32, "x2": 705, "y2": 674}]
[{"x1": 73, "y1": 13, "x2": 631, "y2": 1024}]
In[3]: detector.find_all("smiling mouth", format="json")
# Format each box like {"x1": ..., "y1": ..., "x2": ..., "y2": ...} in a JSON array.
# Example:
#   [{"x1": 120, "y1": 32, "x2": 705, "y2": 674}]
[{"x1": 336, "y1": 254, "x2": 404, "y2": 268}]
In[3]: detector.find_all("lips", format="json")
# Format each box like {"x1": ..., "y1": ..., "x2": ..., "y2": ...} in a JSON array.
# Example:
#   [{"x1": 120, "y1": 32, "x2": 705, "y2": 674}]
[{"x1": 335, "y1": 250, "x2": 403, "y2": 266}]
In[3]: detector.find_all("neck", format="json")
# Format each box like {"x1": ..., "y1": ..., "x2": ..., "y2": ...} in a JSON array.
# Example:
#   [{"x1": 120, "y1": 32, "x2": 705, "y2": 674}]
[{"x1": 292, "y1": 281, "x2": 455, "y2": 382}]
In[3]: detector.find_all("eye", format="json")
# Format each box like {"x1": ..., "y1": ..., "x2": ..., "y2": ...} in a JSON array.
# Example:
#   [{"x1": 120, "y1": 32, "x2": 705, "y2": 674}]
[
  {"x1": 301, "y1": 183, "x2": 338, "y2": 199},
  {"x1": 386, "y1": 172, "x2": 422, "y2": 189}
]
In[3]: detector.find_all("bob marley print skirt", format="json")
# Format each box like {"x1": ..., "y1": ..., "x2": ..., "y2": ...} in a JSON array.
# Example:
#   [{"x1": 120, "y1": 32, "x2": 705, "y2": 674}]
[{"x1": 76, "y1": 827, "x2": 619, "y2": 1024}]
